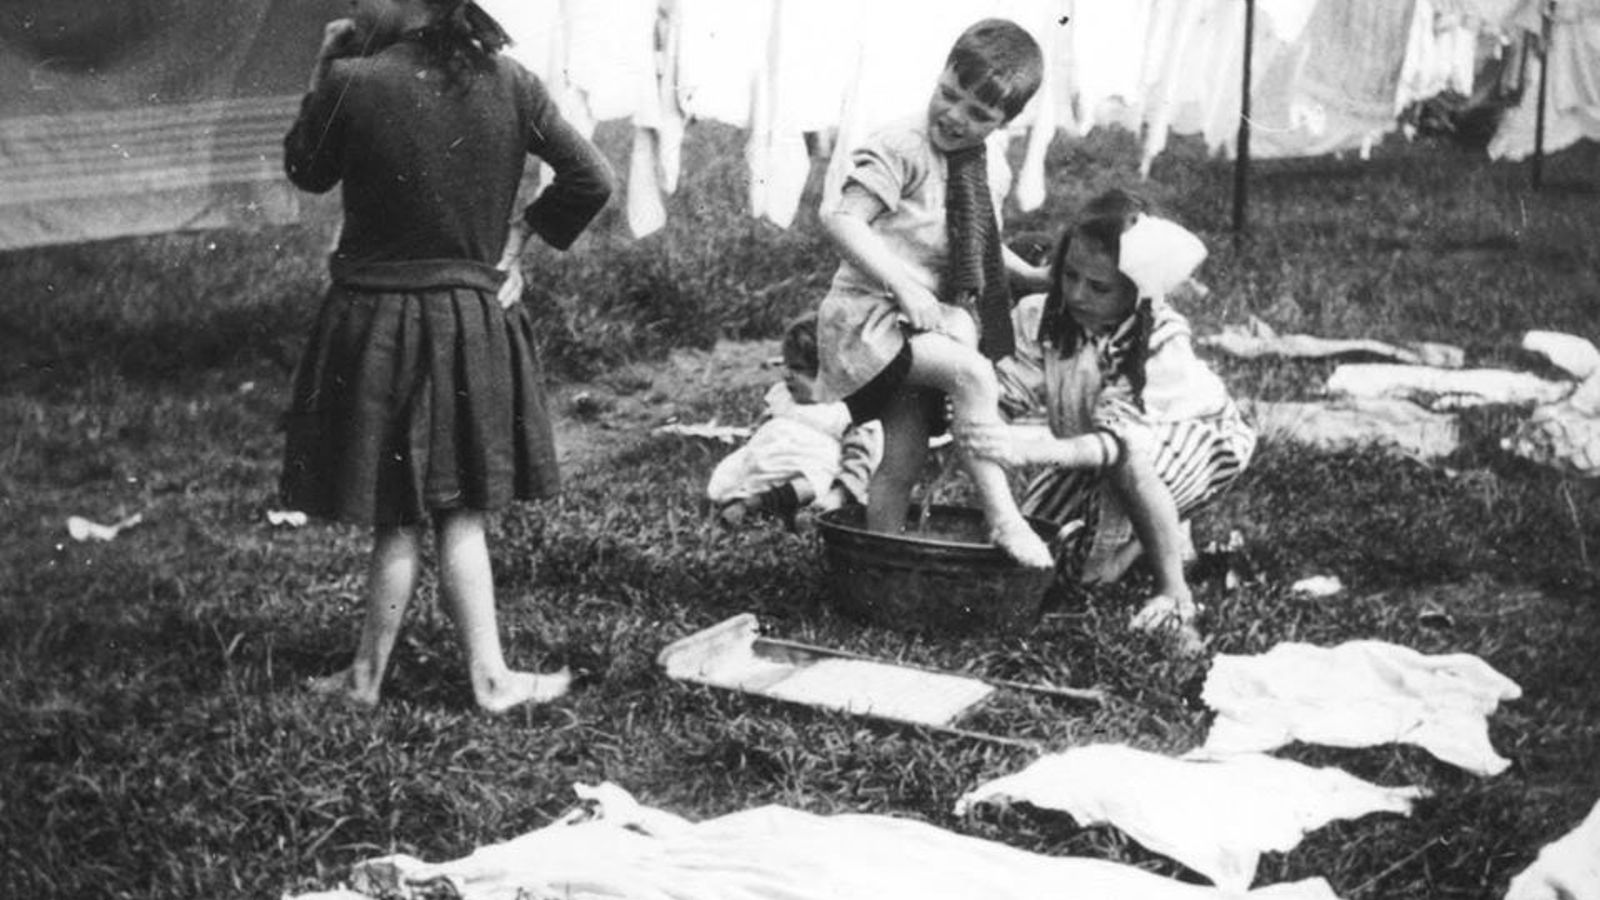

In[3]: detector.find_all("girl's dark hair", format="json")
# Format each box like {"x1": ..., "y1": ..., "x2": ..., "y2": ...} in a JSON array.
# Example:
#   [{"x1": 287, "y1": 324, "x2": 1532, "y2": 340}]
[
  {"x1": 1041, "y1": 192, "x2": 1156, "y2": 409},
  {"x1": 781, "y1": 312, "x2": 821, "y2": 376},
  {"x1": 408, "y1": 0, "x2": 512, "y2": 82}
]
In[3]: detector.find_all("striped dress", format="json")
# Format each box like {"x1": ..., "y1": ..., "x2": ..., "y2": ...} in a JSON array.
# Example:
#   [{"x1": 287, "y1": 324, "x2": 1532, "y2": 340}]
[{"x1": 1017, "y1": 295, "x2": 1255, "y2": 578}]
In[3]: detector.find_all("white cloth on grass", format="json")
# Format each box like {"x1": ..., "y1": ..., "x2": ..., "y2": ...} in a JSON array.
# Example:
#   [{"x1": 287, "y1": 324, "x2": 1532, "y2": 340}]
[
  {"x1": 1243, "y1": 397, "x2": 1462, "y2": 461},
  {"x1": 1200, "y1": 317, "x2": 1465, "y2": 368},
  {"x1": 1504, "y1": 368, "x2": 1600, "y2": 476},
  {"x1": 1505, "y1": 795, "x2": 1600, "y2": 900},
  {"x1": 1196, "y1": 641, "x2": 1522, "y2": 776},
  {"x1": 956, "y1": 743, "x2": 1426, "y2": 891},
  {"x1": 291, "y1": 782, "x2": 1349, "y2": 900},
  {"x1": 1326, "y1": 363, "x2": 1574, "y2": 409}
]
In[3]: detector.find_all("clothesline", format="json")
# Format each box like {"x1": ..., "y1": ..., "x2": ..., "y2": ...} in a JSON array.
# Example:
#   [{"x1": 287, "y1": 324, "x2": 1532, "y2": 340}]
[{"x1": 477, "y1": 0, "x2": 1596, "y2": 239}]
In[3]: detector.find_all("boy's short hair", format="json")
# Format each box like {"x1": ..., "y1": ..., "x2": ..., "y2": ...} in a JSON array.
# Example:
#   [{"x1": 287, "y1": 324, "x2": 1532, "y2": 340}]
[
  {"x1": 781, "y1": 312, "x2": 820, "y2": 375},
  {"x1": 945, "y1": 19, "x2": 1044, "y2": 122}
]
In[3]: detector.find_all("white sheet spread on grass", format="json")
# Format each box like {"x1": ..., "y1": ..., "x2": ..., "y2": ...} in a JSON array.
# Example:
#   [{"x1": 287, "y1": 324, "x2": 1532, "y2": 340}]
[
  {"x1": 1505, "y1": 795, "x2": 1600, "y2": 900},
  {"x1": 1196, "y1": 641, "x2": 1522, "y2": 776},
  {"x1": 288, "y1": 782, "x2": 1348, "y2": 900},
  {"x1": 1325, "y1": 364, "x2": 1573, "y2": 409},
  {"x1": 955, "y1": 744, "x2": 1426, "y2": 892},
  {"x1": 1200, "y1": 318, "x2": 1465, "y2": 369},
  {"x1": 1244, "y1": 398, "x2": 1462, "y2": 461}
]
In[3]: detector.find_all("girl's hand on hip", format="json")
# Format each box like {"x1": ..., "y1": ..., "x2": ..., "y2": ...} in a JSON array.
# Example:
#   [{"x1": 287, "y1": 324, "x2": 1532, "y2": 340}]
[
  {"x1": 319, "y1": 19, "x2": 361, "y2": 61},
  {"x1": 496, "y1": 265, "x2": 525, "y2": 310}
]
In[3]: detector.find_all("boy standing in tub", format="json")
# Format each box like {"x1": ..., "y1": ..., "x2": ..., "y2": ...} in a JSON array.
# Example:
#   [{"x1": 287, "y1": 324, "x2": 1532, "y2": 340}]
[{"x1": 815, "y1": 19, "x2": 1053, "y2": 567}]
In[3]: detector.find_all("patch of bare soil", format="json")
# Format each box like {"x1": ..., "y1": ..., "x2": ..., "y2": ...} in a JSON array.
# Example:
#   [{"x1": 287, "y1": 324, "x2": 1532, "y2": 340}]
[{"x1": 549, "y1": 339, "x2": 779, "y2": 475}]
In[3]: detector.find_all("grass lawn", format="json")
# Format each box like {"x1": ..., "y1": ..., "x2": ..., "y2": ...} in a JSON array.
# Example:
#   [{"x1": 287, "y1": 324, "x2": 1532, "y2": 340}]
[{"x1": 1, "y1": 122, "x2": 1597, "y2": 899}]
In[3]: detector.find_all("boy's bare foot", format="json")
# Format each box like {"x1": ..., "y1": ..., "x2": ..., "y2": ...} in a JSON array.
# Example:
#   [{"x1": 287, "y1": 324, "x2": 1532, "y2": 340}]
[
  {"x1": 306, "y1": 667, "x2": 381, "y2": 707},
  {"x1": 475, "y1": 666, "x2": 573, "y2": 715},
  {"x1": 991, "y1": 518, "x2": 1054, "y2": 569}
]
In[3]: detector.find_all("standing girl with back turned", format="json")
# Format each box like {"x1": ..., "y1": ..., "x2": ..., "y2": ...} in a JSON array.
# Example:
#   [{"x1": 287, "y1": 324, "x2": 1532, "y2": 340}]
[
  {"x1": 817, "y1": 18, "x2": 1054, "y2": 568},
  {"x1": 280, "y1": 0, "x2": 613, "y2": 712}
]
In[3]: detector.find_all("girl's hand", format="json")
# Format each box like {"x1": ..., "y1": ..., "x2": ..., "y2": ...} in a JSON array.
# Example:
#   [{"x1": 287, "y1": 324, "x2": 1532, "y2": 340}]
[
  {"x1": 318, "y1": 18, "x2": 361, "y2": 62},
  {"x1": 956, "y1": 421, "x2": 1026, "y2": 468},
  {"x1": 496, "y1": 265, "x2": 525, "y2": 309},
  {"x1": 895, "y1": 283, "x2": 943, "y2": 333}
]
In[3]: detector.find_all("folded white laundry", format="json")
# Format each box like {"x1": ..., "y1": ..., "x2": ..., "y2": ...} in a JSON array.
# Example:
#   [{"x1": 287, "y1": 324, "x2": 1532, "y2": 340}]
[
  {"x1": 955, "y1": 744, "x2": 1425, "y2": 891},
  {"x1": 1505, "y1": 796, "x2": 1600, "y2": 900},
  {"x1": 1326, "y1": 364, "x2": 1572, "y2": 409},
  {"x1": 1197, "y1": 640, "x2": 1522, "y2": 776},
  {"x1": 291, "y1": 782, "x2": 1348, "y2": 900}
]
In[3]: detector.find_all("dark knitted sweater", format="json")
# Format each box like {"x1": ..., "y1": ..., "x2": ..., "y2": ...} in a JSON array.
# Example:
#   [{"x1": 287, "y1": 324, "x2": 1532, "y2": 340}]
[{"x1": 284, "y1": 39, "x2": 613, "y2": 264}]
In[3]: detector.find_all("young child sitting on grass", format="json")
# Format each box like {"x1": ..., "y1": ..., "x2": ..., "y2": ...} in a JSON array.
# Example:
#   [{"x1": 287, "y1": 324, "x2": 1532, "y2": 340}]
[
  {"x1": 815, "y1": 18, "x2": 1054, "y2": 567},
  {"x1": 964, "y1": 190, "x2": 1257, "y2": 652},
  {"x1": 709, "y1": 314, "x2": 883, "y2": 528}
]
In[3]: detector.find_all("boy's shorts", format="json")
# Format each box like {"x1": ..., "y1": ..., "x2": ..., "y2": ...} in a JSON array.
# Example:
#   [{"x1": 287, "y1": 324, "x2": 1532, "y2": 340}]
[{"x1": 842, "y1": 341, "x2": 950, "y2": 435}]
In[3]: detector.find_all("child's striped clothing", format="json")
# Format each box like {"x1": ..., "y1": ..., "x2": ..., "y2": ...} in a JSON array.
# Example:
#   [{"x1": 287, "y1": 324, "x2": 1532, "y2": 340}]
[{"x1": 1013, "y1": 292, "x2": 1256, "y2": 581}]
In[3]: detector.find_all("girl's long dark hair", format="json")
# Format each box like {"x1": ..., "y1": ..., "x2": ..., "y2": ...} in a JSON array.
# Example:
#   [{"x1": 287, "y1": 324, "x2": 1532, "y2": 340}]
[
  {"x1": 407, "y1": 0, "x2": 513, "y2": 83},
  {"x1": 1038, "y1": 211, "x2": 1154, "y2": 411}
]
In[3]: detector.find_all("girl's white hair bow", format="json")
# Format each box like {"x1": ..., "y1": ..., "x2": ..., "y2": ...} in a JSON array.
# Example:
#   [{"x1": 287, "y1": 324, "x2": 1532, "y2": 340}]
[{"x1": 1118, "y1": 214, "x2": 1206, "y2": 300}]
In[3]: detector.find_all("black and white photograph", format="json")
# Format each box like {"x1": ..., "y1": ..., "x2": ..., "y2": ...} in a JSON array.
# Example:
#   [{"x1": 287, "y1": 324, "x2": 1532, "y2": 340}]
[{"x1": 2, "y1": 1, "x2": 1597, "y2": 897}]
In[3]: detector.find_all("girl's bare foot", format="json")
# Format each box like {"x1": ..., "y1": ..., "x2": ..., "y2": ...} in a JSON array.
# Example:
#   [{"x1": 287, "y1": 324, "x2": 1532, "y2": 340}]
[
  {"x1": 475, "y1": 666, "x2": 573, "y2": 715},
  {"x1": 991, "y1": 517, "x2": 1054, "y2": 569},
  {"x1": 307, "y1": 667, "x2": 381, "y2": 707}
]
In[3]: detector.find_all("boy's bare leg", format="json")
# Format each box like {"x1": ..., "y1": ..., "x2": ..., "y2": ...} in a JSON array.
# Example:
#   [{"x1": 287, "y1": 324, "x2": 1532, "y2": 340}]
[
  {"x1": 309, "y1": 524, "x2": 422, "y2": 706},
  {"x1": 435, "y1": 510, "x2": 570, "y2": 714},
  {"x1": 866, "y1": 390, "x2": 932, "y2": 534},
  {"x1": 905, "y1": 333, "x2": 1051, "y2": 568}
]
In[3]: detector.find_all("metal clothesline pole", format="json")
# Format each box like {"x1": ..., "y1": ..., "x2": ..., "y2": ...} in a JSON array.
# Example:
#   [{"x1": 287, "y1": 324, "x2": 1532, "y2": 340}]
[
  {"x1": 1533, "y1": 0, "x2": 1555, "y2": 190},
  {"x1": 1232, "y1": 0, "x2": 1255, "y2": 238}
]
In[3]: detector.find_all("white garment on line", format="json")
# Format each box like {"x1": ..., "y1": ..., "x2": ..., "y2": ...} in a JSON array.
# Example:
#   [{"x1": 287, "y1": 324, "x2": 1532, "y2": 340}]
[
  {"x1": 1489, "y1": 2, "x2": 1600, "y2": 160},
  {"x1": 1505, "y1": 795, "x2": 1600, "y2": 900},
  {"x1": 956, "y1": 743, "x2": 1426, "y2": 892},
  {"x1": 1197, "y1": 640, "x2": 1523, "y2": 776},
  {"x1": 290, "y1": 782, "x2": 1350, "y2": 900}
]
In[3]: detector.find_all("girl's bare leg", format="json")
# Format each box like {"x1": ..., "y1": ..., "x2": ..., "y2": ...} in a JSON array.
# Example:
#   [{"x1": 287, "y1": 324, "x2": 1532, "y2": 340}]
[
  {"x1": 1107, "y1": 435, "x2": 1202, "y2": 650},
  {"x1": 435, "y1": 510, "x2": 570, "y2": 713},
  {"x1": 309, "y1": 524, "x2": 422, "y2": 706},
  {"x1": 1107, "y1": 435, "x2": 1190, "y2": 605},
  {"x1": 904, "y1": 333, "x2": 1051, "y2": 568},
  {"x1": 866, "y1": 390, "x2": 933, "y2": 534}
]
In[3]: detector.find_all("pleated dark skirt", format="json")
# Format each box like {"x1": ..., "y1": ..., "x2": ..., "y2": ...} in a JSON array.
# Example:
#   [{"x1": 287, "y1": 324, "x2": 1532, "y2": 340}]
[{"x1": 280, "y1": 258, "x2": 559, "y2": 527}]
